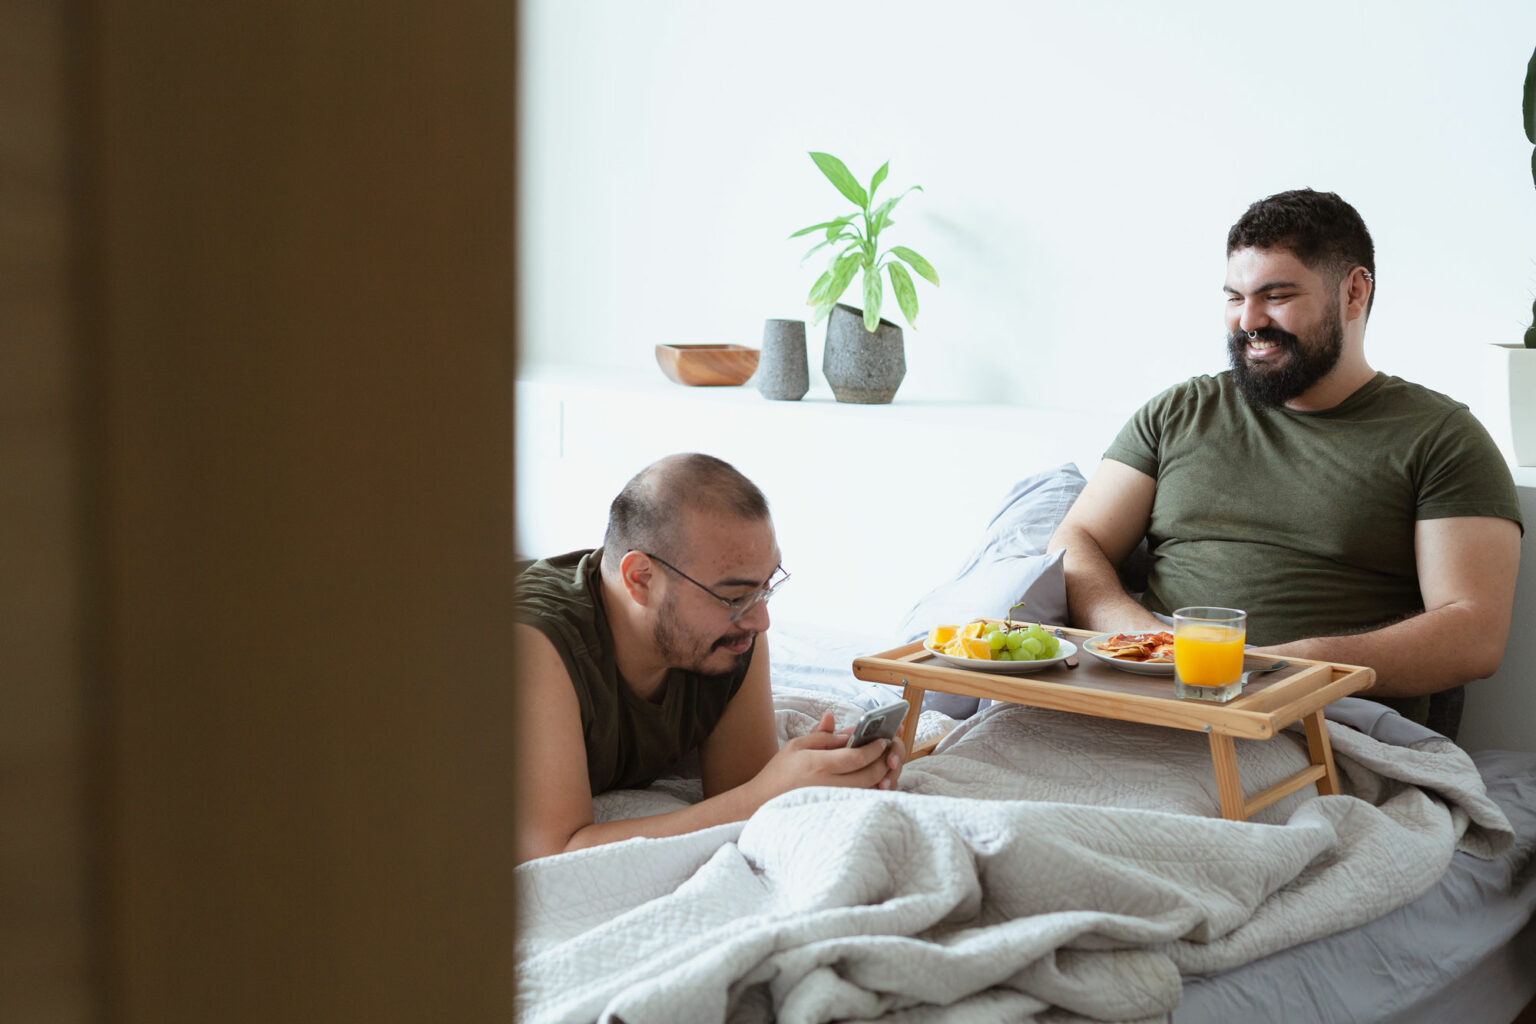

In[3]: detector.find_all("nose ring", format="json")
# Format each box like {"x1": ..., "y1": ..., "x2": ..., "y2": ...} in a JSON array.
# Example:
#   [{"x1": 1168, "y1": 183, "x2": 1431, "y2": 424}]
[{"x1": 1246, "y1": 329, "x2": 1258, "y2": 340}]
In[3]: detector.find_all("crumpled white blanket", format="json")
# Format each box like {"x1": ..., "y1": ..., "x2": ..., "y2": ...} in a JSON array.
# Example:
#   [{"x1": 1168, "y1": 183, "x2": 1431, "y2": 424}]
[{"x1": 515, "y1": 697, "x2": 1513, "y2": 1024}]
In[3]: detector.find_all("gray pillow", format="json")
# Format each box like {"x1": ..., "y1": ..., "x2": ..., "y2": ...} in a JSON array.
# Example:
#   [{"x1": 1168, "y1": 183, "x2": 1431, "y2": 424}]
[
  {"x1": 893, "y1": 463, "x2": 1087, "y2": 720},
  {"x1": 896, "y1": 462, "x2": 1087, "y2": 643},
  {"x1": 896, "y1": 550, "x2": 1068, "y2": 646}
]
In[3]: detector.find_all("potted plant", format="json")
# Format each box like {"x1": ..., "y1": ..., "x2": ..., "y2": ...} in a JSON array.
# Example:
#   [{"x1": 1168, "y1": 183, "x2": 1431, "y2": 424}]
[
  {"x1": 790, "y1": 152, "x2": 939, "y2": 404},
  {"x1": 1491, "y1": 44, "x2": 1536, "y2": 464}
]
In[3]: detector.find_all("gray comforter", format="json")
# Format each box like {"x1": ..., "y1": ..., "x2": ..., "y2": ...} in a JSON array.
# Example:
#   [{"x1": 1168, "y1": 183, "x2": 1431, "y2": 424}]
[{"x1": 515, "y1": 696, "x2": 1514, "y2": 1023}]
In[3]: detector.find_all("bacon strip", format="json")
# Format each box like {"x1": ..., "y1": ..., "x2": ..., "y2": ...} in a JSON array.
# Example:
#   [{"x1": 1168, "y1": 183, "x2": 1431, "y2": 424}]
[{"x1": 1097, "y1": 631, "x2": 1176, "y2": 663}]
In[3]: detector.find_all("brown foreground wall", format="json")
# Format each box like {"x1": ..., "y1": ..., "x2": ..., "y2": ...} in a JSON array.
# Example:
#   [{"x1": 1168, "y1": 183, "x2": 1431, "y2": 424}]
[{"x1": 1, "y1": 2, "x2": 519, "y2": 1020}]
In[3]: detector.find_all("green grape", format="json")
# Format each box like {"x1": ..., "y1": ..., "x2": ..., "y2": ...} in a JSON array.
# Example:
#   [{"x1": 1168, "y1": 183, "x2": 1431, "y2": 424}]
[
  {"x1": 1005, "y1": 632, "x2": 1025, "y2": 652},
  {"x1": 982, "y1": 621, "x2": 1003, "y2": 635},
  {"x1": 988, "y1": 631, "x2": 1007, "y2": 652},
  {"x1": 1010, "y1": 622, "x2": 1058, "y2": 659}
]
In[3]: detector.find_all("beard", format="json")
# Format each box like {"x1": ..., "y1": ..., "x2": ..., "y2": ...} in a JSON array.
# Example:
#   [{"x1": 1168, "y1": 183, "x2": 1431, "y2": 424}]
[
  {"x1": 651, "y1": 592, "x2": 756, "y2": 678},
  {"x1": 1227, "y1": 308, "x2": 1344, "y2": 409}
]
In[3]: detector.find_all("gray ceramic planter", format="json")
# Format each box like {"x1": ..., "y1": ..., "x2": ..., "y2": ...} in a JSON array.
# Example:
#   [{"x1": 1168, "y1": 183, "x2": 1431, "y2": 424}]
[
  {"x1": 823, "y1": 303, "x2": 905, "y2": 404},
  {"x1": 758, "y1": 319, "x2": 809, "y2": 400}
]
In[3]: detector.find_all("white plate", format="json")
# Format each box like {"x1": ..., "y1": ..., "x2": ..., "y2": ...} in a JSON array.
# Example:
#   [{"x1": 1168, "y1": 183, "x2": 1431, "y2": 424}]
[
  {"x1": 1081, "y1": 634, "x2": 1175, "y2": 676},
  {"x1": 924, "y1": 638, "x2": 1077, "y2": 674}
]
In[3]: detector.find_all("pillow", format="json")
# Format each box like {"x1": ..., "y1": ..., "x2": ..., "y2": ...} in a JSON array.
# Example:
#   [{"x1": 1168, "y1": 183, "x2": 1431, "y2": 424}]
[
  {"x1": 895, "y1": 549, "x2": 1067, "y2": 643},
  {"x1": 895, "y1": 462, "x2": 1086, "y2": 643}
]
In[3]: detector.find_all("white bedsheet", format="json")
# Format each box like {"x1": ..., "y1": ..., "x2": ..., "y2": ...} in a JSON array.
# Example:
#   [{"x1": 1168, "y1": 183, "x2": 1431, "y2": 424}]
[{"x1": 515, "y1": 698, "x2": 1513, "y2": 1023}]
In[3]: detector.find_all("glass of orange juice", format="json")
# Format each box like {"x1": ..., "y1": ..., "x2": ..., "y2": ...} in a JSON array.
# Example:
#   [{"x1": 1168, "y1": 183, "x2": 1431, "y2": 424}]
[{"x1": 1173, "y1": 607, "x2": 1247, "y2": 702}]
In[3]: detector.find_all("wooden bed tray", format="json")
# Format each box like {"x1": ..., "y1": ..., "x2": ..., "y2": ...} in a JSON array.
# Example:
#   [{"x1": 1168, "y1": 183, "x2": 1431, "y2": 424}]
[{"x1": 851, "y1": 626, "x2": 1376, "y2": 822}]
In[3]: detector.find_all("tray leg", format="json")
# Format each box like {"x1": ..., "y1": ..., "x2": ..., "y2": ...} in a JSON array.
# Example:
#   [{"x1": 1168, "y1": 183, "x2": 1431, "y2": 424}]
[
  {"x1": 1208, "y1": 733, "x2": 1246, "y2": 820},
  {"x1": 1303, "y1": 709, "x2": 1340, "y2": 796},
  {"x1": 898, "y1": 683, "x2": 926, "y2": 762}
]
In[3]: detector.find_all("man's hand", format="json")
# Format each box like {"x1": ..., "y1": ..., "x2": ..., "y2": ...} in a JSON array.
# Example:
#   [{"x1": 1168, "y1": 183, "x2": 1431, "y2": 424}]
[
  {"x1": 1049, "y1": 459, "x2": 1164, "y2": 632},
  {"x1": 745, "y1": 712, "x2": 904, "y2": 805}
]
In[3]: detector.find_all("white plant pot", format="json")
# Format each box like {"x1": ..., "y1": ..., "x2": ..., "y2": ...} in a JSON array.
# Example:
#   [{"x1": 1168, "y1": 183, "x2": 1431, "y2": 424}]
[{"x1": 1484, "y1": 343, "x2": 1536, "y2": 466}]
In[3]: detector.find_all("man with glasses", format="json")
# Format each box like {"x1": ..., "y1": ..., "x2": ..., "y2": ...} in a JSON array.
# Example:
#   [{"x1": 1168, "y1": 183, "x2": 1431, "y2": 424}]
[
  {"x1": 1049, "y1": 189, "x2": 1522, "y2": 732},
  {"x1": 514, "y1": 453, "x2": 904, "y2": 862}
]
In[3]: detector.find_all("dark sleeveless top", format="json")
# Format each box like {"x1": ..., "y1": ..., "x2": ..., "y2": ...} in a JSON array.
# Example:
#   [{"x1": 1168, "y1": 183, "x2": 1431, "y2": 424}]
[{"x1": 514, "y1": 549, "x2": 751, "y2": 794}]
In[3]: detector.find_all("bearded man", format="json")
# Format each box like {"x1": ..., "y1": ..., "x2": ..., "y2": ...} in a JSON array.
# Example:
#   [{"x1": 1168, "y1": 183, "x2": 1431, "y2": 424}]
[
  {"x1": 1049, "y1": 189, "x2": 1523, "y2": 729},
  {"x1": 514, "y1": 453, "x2": 903, "y2": 862}
]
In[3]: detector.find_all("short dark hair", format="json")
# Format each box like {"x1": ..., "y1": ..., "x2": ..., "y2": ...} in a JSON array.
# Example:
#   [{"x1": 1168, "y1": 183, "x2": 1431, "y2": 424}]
[
  {"x1": 601, "y1": 453, "x2": 770, "y2": 573},
  {"x1": 1227, "y1": 189, "x2": 1376, "y2": 315}
]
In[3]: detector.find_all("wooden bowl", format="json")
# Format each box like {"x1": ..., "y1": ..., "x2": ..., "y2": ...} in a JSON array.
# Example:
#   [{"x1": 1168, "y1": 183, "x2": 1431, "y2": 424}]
[{"x1": 654, "y1": 344, "x2": 760, "y2": 386}]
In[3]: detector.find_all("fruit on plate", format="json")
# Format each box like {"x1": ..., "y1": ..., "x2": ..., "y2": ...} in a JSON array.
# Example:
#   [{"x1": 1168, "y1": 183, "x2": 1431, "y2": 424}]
[{"x1": 925, "y1": 619, "x2": 1061, "y2": 662}]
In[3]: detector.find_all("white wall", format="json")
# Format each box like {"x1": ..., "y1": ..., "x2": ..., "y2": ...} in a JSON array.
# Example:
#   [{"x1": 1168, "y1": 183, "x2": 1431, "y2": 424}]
[
  {"x1": 516, "y1": 2, "x2": 1536, "y2": 752},
  {"x1": 519, "y1": 0, "x2": 1536, "y2": 422}
]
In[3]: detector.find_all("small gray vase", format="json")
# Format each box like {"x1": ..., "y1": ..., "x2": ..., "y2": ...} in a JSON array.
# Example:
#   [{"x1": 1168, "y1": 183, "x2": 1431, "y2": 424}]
[
  {"x1": 823, "y1": 302, "x2": 905, "y2": 404},
  {"x1": 757, "y1": 319, "x2": 809, "y2": 401}
]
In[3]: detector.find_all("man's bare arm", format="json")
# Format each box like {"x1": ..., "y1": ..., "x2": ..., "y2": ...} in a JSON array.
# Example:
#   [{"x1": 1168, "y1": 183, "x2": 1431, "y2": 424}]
[
  {"x1": 1048, "y1": 459, "x2": 1165, "y2": 633},
  {"x1": 514, "y1": 626, "x2": 900, "y2": 864},
  {"x1": 1253, "y1": 516, "x2": 1521, "y2": 697}
]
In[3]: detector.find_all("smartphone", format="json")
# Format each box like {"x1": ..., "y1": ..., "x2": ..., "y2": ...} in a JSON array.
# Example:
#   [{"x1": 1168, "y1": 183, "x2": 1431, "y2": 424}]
[{"x1": 846, "y1": 699, "x2": 910, "y2": 748}]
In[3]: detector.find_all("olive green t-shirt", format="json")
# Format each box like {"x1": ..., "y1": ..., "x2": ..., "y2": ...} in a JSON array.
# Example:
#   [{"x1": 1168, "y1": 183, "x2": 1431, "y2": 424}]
[
  {"x1": 1106, "y1": 372, "x2": 1522, "y2": 721},
  {"x1": 514, "y1": 549, "x2": 751, "y2": 795}
]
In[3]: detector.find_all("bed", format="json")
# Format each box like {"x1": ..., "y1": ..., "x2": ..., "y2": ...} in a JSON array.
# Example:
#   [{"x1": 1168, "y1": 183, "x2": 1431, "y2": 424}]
[{"x1": 513, "y1": 463, "x2": 1536, "y2": 1023}]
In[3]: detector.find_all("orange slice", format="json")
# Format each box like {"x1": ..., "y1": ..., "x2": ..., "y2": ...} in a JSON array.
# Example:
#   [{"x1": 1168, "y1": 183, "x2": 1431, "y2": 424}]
[
  {"x1": 958, "y1": 621, "x2": 988, "y2": 640},
  {"x1": 927, "y1": 624, "x2": 957, "y2": 648},
  {"x1": 945, "y1": 635, "x2": 992, "y2": 660},
  {"x1": 962, "y1": 636, "x2": 993, "y2": 659}
]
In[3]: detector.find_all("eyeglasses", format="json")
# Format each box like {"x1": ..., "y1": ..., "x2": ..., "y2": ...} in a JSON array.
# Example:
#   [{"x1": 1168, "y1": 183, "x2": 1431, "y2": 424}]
[{"x1": 642, "y1": 552, "x2": 789, "y2": 623}]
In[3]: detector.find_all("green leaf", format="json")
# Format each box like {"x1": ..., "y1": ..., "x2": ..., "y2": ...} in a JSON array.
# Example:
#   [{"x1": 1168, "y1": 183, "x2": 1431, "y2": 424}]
[
  {"x1": 862, "y1": 270, "x2": 883, "y2": 331},
  {"x1": 869, "y1": 161, "x2": 889, "y2": 199},
  {"x1": 825, "y1": 214, "x2": 857, "y2": 239},
  {"x1": 800, "y1": 237, "x2": 834, "y2": 264},
  {"x1": 788, "y1": 219, "x2": 842, "y2": 239},
  {"x1": 1525, "y1": 45, "x2": 1536, "y2": 146},
  {"x1": 888, "y1": 261, "x2": 918, "y2": 325},
  {"x1": 806, "y1": 267, "x2": 835, "y2": 306},
  {"x1": 809, "y1": 152, "x2": 868, "y2": 210},
  {"x1": 826, "y1": 253, "x2": 862, "y2": 305},
  {"x1": 811, "y1": 301, "x2": 836, "y2": 325},
  {"x1": 891, "y1": 245, "x2": 940, "y2": 285},
  {"x1": 803, "y1": 224, "x2": 864, "y2": 264},
  {"x1": 868, "y1": 186, "x2": 921, "y2": 240},
  {"x1": 869, "y1": 199, "x2": 895, "y2": 239}
]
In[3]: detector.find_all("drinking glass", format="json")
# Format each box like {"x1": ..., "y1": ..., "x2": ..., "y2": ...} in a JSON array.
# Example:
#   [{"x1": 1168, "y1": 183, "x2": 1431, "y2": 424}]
[{"x1": 1173, "y1": 607, "x2": 1247, "y2": 702}]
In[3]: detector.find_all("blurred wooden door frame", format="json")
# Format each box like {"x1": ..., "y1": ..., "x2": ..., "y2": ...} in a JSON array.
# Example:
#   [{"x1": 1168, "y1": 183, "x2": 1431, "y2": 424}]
[{"x1": 3, "y1": 1, "x2": 519, "y2": 1021}]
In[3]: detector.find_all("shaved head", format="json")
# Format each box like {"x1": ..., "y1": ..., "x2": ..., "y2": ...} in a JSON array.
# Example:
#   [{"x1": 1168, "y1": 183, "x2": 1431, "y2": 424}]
[{"x1": 601, "y1": 454, "x2": 770, "y2": 573}]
